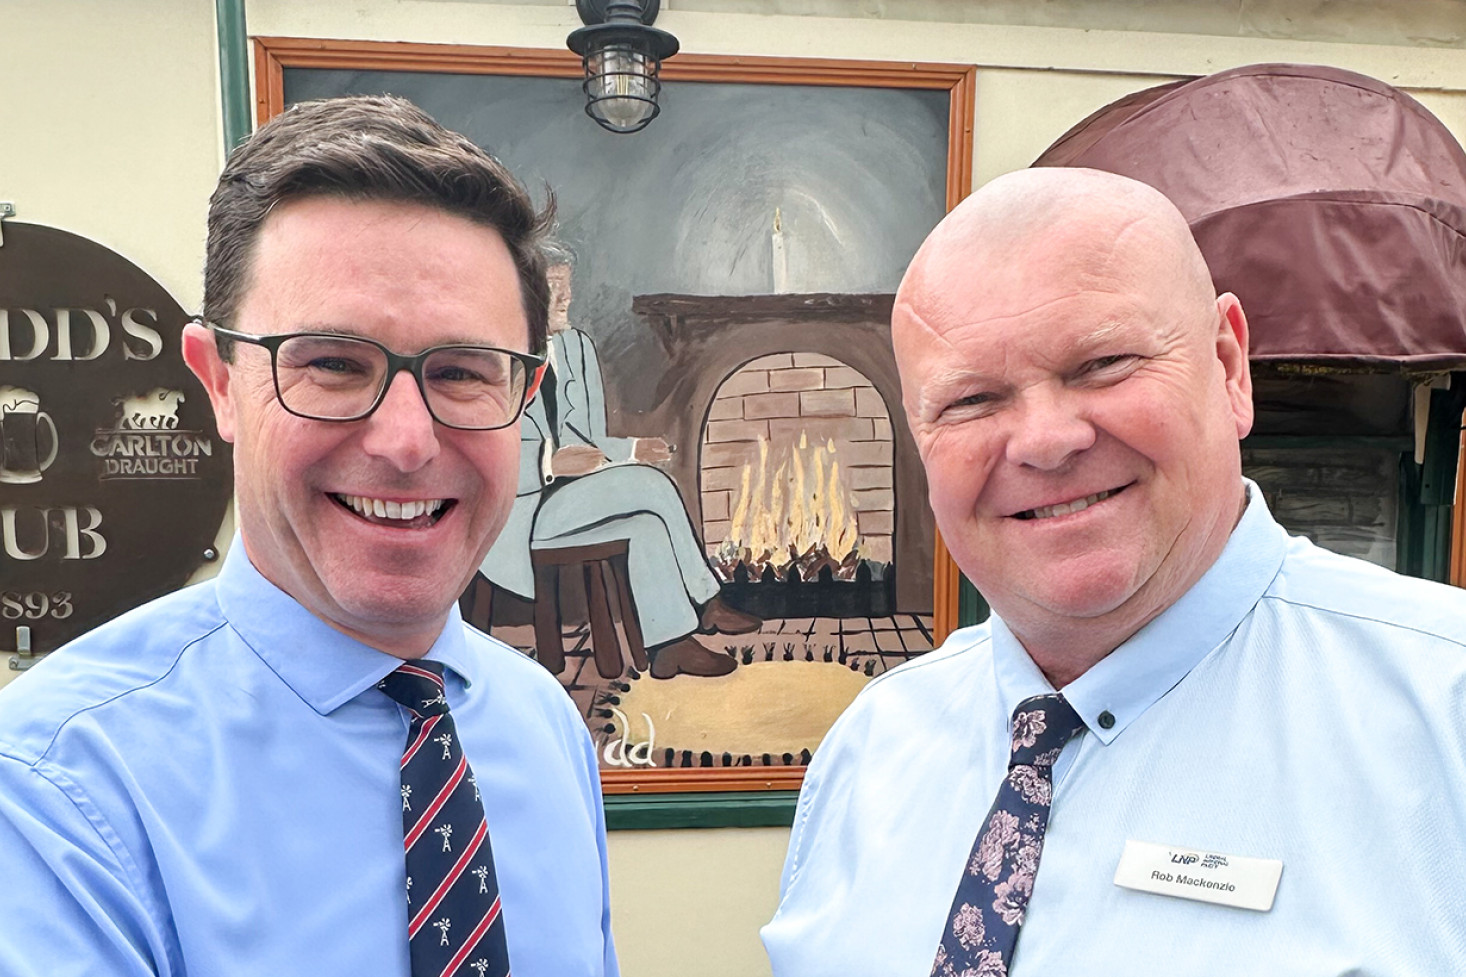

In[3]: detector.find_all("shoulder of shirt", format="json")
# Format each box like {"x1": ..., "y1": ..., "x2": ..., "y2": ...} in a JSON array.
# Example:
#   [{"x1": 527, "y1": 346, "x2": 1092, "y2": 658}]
[
  {"x1": 0, "y1": 580, "x2": 227, "y2": 767},
  {"x1": 814, "y1": 623, "x2": 994, "y2": 741},
  {"x1": 791, "y1": 623, "x2": 995, "y2": 869},
  {"x1": 1264, "y1": 533, "x2": 1466, "y2": 649},
  {"x1": 870, "y1": 622, "x2": 994, "y2": 686}
]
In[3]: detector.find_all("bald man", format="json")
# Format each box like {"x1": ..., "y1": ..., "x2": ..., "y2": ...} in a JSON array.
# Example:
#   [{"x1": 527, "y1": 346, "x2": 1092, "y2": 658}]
[{"x1": 762, "y1": 168, "x2": 1466, "y2": 975}]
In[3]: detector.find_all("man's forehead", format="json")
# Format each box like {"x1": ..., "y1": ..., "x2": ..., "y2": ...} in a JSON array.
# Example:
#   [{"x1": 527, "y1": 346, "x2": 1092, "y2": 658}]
[
  {"x1": 900, "y1": 296, "x2": 1143, "y2": 364},
  {"x1": 902, "y1": 235, "x2": 1201, "y2": 365},
  {"x1": 238, "y1": 196, "x2": 528, "y2": 347},
  {"x1": 900, "y1": 246, "x2": 1146, "y2": 341}
]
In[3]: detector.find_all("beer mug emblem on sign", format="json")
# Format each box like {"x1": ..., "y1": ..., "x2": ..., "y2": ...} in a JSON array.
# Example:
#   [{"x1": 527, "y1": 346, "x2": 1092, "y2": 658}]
[{"x1": 0, "y1": 386, "x2": 60, "y2": 484}]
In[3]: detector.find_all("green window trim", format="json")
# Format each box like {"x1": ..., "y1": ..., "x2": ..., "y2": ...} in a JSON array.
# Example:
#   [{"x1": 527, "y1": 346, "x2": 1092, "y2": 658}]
[{"x1": 605, "y1": 791, "x2": 799, "y2": 830}]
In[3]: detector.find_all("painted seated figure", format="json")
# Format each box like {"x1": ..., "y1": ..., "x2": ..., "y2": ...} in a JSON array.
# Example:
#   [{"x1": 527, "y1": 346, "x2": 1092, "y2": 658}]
[{"x1": 477, "y1": 247, "x2": 760, "y2": 678}]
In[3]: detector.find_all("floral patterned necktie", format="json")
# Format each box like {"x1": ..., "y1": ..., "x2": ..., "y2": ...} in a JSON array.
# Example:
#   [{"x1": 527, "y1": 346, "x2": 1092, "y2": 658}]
[
  {"x1": 379, "y1": 661, "x2": 512, "y2": 977},
  {"x1": 932, "y1": 694, "x2": 1087, "y2": 977}
]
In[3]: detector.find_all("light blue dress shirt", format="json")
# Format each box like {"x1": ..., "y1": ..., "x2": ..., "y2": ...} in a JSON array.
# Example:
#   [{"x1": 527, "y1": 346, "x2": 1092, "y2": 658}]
[
  {"x1": 764, "y1": 485, "x2": 1466, "y2": 975},
  {"x1": 0, "y1": 542, "x2": 618, "y2": 977}
]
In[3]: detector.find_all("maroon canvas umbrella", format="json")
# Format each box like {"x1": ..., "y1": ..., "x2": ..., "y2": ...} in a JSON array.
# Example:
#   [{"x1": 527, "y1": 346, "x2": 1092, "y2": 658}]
[{"x1": 1033, "y1": 63, "x2": 1466, "y2": 371}]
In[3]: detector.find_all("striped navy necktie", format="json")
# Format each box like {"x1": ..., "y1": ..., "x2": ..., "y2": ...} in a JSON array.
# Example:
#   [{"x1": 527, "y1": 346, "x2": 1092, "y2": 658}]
[{"x1": 378, "y1": 661, "x2": 511, "y2": 977}]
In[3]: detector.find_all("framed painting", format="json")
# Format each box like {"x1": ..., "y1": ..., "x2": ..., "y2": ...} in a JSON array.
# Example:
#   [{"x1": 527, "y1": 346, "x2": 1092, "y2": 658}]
[{"x1": 255, "y1": 37, "x2": 973, "y2": 812}]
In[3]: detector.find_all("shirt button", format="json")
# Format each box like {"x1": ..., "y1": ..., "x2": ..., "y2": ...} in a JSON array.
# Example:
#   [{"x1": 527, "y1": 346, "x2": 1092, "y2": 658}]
[{"x1": 1098, "y1": 710, "x2": 1116, "y2": 729}]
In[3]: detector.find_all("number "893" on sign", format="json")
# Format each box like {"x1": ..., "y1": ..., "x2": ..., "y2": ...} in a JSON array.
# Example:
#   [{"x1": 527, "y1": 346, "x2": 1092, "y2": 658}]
[{"x1": 1, "y1": 591, "x2": 74, "y2": 620}]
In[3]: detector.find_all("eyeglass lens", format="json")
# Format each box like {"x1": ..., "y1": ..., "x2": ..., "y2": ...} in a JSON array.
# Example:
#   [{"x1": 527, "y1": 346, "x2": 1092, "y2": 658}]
[{"x1": 273, "y1": 335, "x2": 526, "y2": 428}]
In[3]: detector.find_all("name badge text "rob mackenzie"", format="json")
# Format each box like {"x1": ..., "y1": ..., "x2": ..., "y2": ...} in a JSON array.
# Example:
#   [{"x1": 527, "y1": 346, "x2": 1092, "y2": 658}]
[{"x1": 1113, "y1": 840, "x2": 1283, "y2": 912}]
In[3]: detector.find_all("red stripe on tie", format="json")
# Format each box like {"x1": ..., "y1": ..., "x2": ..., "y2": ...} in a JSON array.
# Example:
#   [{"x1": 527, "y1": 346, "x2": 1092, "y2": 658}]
[
  {"x1": 401, "y1": 714, "x2": 442, "y2": 769},
  {"x1": 405, "y1": 754, "x2": 467, "y2": 849},
  {"x1": 398, "y1": 662, "x2": 446, "y2": 689},
  {"x1": 408, "y1": 818, "x2": 489, "y2": 937},
  {"x1": 436, "y1": 896, "x2": 503, "y2": 977}
]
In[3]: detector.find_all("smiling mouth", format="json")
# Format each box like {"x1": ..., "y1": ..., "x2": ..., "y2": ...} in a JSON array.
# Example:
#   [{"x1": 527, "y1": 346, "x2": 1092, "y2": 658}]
[
  {"x1": 1014, "y1": 484, "x2": 1129, "y2": 521},
  {"x1": 332, "y1": 493, "x2": 452, "y2": 528}
]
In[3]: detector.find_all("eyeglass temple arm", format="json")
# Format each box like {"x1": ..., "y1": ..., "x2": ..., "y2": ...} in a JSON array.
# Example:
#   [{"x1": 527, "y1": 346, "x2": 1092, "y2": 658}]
[{"x1": 524, "y1": 361, "x2": 548, "y2": 404}]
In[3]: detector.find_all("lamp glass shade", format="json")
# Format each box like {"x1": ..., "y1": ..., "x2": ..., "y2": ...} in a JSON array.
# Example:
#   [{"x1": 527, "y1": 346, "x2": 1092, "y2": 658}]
[{"x1": 585, "y1": 43, "x2": 658, "y2": 132}]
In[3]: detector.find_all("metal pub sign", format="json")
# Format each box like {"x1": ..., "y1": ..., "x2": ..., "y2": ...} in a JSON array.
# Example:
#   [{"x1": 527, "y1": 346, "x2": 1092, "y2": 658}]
[{"x1": 0, "y1": 222, "x2": 232, "y2": 664}]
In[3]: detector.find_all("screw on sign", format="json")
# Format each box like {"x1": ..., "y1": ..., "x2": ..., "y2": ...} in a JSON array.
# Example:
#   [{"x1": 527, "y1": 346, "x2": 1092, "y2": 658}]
[{"x1": 0, "y1": 222, "x2": 232, "y2": 664}]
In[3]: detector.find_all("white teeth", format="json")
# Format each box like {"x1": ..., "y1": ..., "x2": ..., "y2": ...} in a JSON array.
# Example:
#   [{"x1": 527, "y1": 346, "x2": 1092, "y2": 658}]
[
  {"x1": 1025, "y1": 489, "x2": 1115, "y2": 520},
  {"x1": 337, "y1": 495, "x2": 444, "y2": 523}
]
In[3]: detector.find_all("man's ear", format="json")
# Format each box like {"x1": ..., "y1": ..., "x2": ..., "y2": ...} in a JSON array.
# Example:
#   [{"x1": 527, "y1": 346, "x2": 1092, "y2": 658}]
[
  {"x1": 182, "y1": 321, "x2": 237, "y2": 444},
  {"x1": 1215, "y1": 292, "x2": 1253, "y2": 440}
]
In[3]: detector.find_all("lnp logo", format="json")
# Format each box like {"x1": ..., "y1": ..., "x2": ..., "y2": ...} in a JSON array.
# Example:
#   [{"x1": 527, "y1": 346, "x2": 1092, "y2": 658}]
[
  {"x1": 90, "y1": 387, "x2": 213, "y2": 480},
  {"x1": 0, "y1": 386, "x2": 60, "y2": 484},
  {"x1": 1170, "y1": 852, "x2": 1200, "y2": 866}
]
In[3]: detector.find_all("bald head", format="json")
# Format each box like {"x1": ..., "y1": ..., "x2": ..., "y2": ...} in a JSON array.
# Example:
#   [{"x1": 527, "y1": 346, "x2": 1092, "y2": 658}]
[
  {"x1": 889, "y1": 166, "x2": 1255, "y2": 674},
  {"x1": 895, "y1": 168, "x2": 1217, "y2": 356}
]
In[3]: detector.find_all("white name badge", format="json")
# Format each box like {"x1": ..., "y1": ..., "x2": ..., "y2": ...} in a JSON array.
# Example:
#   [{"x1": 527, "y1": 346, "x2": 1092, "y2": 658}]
[{"x1": 1113, "y1": 839, "x2": 1283, "y2": 912}]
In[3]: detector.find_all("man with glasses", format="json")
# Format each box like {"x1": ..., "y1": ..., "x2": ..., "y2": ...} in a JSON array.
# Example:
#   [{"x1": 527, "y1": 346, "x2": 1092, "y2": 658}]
[{"x1": 0, "y1": 96, "x2": 618, "y2": 977}]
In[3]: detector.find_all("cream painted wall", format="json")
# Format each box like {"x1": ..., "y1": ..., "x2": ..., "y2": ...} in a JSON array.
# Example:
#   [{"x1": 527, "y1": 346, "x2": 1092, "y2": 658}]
[
  {"x1": 3, "y1": 2, "x2": 1464, "y2": 975},
  {"x1": 2, "y1": 0, "x2": 220, "y2": 311},
  {"x1": 609, "y1": 827, "x2": 788, "y2": 977}
]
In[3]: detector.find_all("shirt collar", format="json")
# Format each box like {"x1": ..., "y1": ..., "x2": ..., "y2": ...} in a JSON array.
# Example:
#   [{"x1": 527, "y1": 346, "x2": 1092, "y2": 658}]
[
  {"x1": 214, "y1": 536, "x2": 473, "y2": 715},
  {"x1": 993, "y1": 479, "x2": 1287, "y2": 744}
]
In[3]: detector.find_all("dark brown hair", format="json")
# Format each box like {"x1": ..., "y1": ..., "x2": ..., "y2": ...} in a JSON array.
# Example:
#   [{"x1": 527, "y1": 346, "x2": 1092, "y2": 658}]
[{"x1": 203, "y1": 94, "x2": 554, "y2": 357}]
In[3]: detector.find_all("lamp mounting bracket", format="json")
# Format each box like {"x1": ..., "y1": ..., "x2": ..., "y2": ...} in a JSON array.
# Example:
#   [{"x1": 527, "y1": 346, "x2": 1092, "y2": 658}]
[{"x1": 576, "y1": 0, "x2": 661, "y2": 26}]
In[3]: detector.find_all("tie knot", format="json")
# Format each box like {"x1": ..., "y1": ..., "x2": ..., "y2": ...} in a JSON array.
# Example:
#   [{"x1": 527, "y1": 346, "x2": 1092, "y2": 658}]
[
  {"x1": 1009, "y1": 693, "x2": 1085, "y2": 768},
  {"x1": 377, "y1": 660, "x2": 450, "y2": 718}
]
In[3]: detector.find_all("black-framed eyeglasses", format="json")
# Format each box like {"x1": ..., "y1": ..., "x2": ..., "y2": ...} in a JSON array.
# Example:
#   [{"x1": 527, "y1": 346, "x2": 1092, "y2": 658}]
[{"x1": 209, "y1": 325, "x2": 546, "y2": 431}]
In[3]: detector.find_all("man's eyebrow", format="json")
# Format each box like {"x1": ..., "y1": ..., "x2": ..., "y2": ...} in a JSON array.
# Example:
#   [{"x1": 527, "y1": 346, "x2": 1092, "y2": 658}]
[
  {"x1": 1070, "y1": 319, "x2": 1133, "y2": 350},
  {"x1": 914, "y1": 367, "x2": 1006, "y2": 417},
  {"x1": 294, "y1": 324, "x2": 359, "y2": 337},
  {"x1": 923, "y1": 366, "x2": 1000, "y2": 391},
  {"x1": 290, "y1": 324, "x2": 496, "y2": 347}
]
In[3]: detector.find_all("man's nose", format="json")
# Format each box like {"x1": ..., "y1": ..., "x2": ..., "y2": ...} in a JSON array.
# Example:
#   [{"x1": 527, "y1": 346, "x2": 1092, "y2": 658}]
[
  {"x1": 1004, "y1": 386, "x2": 1096, "y2": 471},
  {"x1": 360, "y1": 370, "x2": 441, "y2": 472}
]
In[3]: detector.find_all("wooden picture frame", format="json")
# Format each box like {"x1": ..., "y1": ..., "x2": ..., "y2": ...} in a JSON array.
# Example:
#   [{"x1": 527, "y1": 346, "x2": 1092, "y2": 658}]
[{"x1": 254, "y1": 37, "x2": 973, "y2": 812}]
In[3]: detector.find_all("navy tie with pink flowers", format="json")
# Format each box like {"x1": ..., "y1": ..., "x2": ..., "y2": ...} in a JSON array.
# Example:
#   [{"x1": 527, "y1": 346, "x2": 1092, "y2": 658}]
[
  {"x1": 379, "y1": 661, "x2": 511, "y2": 977},
  {"x1": 932, "y1": 694, "x2": 1087, "y2": 977}
]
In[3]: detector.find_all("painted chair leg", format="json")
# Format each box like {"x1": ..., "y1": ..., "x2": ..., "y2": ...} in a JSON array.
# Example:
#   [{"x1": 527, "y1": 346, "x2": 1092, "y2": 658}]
[
  {"x1": 609, "y1": 552, "x2": 649, "y2": 672},
  {"x1": 533, "y1": 562, "x2": 566, "y2": 675},
  {"x1": 584, "y1": 560, "x2": 625, "y2": 679}
]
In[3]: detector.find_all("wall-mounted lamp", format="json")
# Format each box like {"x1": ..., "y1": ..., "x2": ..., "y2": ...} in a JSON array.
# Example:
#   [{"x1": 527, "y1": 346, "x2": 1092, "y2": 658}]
[{"x1": 567, "y1": 0, "x2": 680, "y2": 134}]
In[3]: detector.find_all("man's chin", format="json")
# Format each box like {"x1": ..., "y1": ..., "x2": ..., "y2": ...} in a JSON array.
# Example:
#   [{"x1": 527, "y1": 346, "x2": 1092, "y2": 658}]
[
  {"x1": 1039, "y1": 591, "x2": 1137, "y2": 622},
  {"x1": 318, "y1": 576, "x2": 460, "y2": 646},
  {"x1": 998, "y1": 571, "x2": 1147, "y2": 624}
]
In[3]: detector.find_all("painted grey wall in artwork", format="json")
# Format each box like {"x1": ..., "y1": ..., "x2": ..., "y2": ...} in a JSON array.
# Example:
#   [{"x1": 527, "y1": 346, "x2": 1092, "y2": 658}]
[{"x1": 283, "y1": 69, "x2": 948, "y2": 418}]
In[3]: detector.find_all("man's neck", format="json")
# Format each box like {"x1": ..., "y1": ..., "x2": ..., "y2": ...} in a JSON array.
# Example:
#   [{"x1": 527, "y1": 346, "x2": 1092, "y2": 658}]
[
  {"x1": 1008, "y1": 609, "x2": 1162, "y2": 688},
  {"x1": 322, "y1": 612, "x2": 444, "y2": 662}
]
